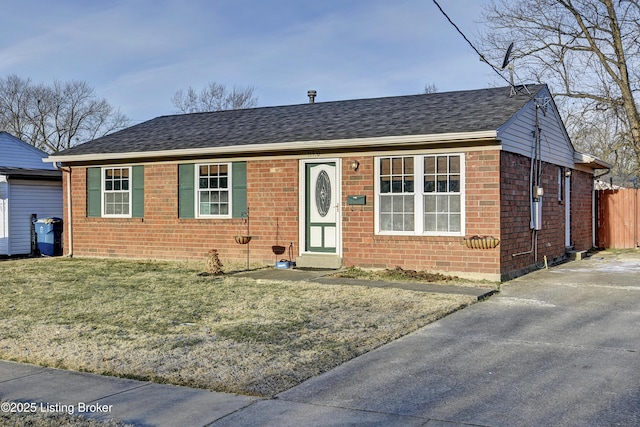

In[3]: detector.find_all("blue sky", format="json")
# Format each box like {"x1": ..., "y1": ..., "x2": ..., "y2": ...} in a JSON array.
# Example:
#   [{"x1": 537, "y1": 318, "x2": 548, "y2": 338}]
[{"x1": 2, "y1": 0, "x2": 498, "y2": 123}]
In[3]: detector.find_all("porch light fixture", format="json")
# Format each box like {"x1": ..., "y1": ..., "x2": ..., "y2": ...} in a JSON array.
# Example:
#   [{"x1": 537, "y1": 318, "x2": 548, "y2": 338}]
[
  {"x1": 350, "y1": 160, "x2": 360, "y2": 172},
  {"x1": 565, "y1": 169, "x2": 572, "y2": 177}
]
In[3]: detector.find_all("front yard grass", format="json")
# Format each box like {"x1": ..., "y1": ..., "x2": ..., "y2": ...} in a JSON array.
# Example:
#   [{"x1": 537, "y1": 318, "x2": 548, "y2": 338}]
[{"x1": 0, "y1": 257, "x2": 476, "y2": 397}]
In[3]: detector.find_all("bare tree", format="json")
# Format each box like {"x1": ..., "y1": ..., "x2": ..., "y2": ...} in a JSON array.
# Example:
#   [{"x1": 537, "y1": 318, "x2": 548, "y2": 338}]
[
  {"x1": 0, "y1": 75, "x2": 129, "y2": 153},
  {"x1": 480, "y1": 0, "x2": 640, "y2": 176},
  {"x1": 171, "y1": 81, "x2": 258, "y2": 113}
]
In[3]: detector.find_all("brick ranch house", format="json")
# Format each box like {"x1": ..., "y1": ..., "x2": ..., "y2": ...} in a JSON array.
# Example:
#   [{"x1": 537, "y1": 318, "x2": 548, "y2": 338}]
[{"x1": 45, "y1": 84, "x2": 609, "y2": 281}]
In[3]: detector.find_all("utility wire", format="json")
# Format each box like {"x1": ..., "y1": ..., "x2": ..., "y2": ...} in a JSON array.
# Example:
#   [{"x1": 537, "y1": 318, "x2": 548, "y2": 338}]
[{"x1": 431, "y1": 0, "x2": 511, "y2": 86}]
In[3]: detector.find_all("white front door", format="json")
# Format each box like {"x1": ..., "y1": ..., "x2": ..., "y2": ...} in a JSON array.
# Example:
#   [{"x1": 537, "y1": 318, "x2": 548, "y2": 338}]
[{"x1": 304, "y1": 161, "x2": 339, "y2": 253}]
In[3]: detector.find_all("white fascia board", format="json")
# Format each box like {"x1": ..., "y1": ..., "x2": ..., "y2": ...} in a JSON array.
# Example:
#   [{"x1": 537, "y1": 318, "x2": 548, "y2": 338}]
[
  {"x1": 44, "y1": 131, "x2": 498, "y2": 164},
  {"x1": 574, "y1": 152, "x2": 613, "y2": 169}
]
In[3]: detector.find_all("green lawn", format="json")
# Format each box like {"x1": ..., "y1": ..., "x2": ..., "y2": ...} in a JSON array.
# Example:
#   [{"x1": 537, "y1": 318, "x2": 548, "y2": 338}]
[{"x1": 0, "y1": 257, "x2": 475, "y2": 397}]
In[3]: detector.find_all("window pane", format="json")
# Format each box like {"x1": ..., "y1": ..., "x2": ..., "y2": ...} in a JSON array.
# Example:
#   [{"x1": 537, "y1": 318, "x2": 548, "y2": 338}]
[
  {"x1": 404, "y1": 214, "x2": 414, "y2": 231},
  {"x1": 437, "y1": 195, "x2": 448, "y2": 213},
  {"x1": 199, "y1": 178, "x2": 208, "y2": 189},
  {"x1": 105, "y1": 181, "x2": 112, "y2": 191},
  {"x1": 450, "y1": 214, "x2": 461, "y2": 232},
  {"x1": 425, "y1": 213, "x2": 436, "y2": 231},
  {"x1": 210, "y1": 177, "x2": 218, "y2": 188},
  {"x1": 200, "y1": 203, "x2": 210, "y2": 215},
  {"x1": 425, "y1": 157, "x2": 435, "y2": 174},
  {"x1": 220, "y1": 204, "x2": 229, "y2": 215},
  {"x1": 450, "y1": 195, "x2": 461, "y2": 212},
  {"x1": 404, "y1": 157, "x2": 414, "y2": 175},
  {"x1": 437, "y1": 214, "x2": 449, "y2": 231},
  {"x1": 391, "y1": 179, "x2": 403, "y2": 193},
  {"x1": 380, "y1": 158, "x2": 390, "y2": 175},
  {"x1": 404, "y1": 195, "x2": 414, "y2": 211},
  {"x1": 392, "y1": 195, "x2": 404, "y2": 212},
  {"x1": 122, "y1": 180, "x2": 129, "y2": 191},
  {"x1": 211, "y1": 205, "x2": 219, "y2": 215},
  {"x1": 392, "y1": 158, "x2": 402, "y2": 174},
  {"x1": 404, "y1": 177, "x2": 414, "y2": 192},
  {"x1": 113, "y1": 169, "x2": 121, "y2": 178},
  {"x1": 212, "y1": 192, "x2": 219, "y2": 203},
  {"x1": 200, "y1": 192, "x2": 209, "y2": 202},
  {"x1": 219, "y1": 177, "x2": 228, "y2": 189},
  {"x1": 381, "y1": 195, "x2": 391, "y2": 212},
  {"x1": 437, "y1": 156, "x2": 447, "y2": 173},
  {"x1": 219, "y1": 164, "x2": 228, "y2": 175},
  {"x1": 114, "y1": 180, "x2": 121, "y2": 191},
  {"x1": 381, "y1": 213, "x2": 392, "y2": 230},
  {"x1": 449, "y1": 157, "x2": 460, "y2": 173},
  {"x1": 424, "y1": 177, "x2": 435, "y2": 192},
  {"x1": 450, "y1": 176, "x2": 460, "y2": 192},
  {"x1": 220, "y1": 191, "x2": 229, "y2": 202},
  {"x1": 380, "y1": 177, "x2": 391, "y2": 193},
  {"x1": 121, "y1": 168, "x2": 129, "y2": 178},
  {"x1": 424, "y1": 195, "x2": 436, "y2": 212},
  {"x1": 393, "y1": 214, "x2": 404, "y2": 231},
  {"x1": 200, "y1": 165, "x2": 209, "y2": 176},
  {"x1": 437, "y1": 176, "x2": 447, "y2": 192}
]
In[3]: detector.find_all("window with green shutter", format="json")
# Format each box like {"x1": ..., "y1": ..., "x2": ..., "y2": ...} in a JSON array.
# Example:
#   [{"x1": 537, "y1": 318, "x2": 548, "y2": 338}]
[
  {"x1": 86, "y1": 166, "x2": 144, "y2": 218},
  {"x1": 179, "y1": 162, "x2": 246, "y2": 219}
]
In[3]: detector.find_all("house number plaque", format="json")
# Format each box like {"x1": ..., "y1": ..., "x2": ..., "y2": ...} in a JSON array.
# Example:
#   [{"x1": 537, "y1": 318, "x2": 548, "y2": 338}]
[{"x1": 315, "y1": 170, "x2": 331, "y2": 217}]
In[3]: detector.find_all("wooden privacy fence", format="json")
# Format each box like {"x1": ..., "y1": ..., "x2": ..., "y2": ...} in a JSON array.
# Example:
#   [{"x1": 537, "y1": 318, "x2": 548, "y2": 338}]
[{"x1": 597, "y1": 189, "x2": 640, "y2": 249}]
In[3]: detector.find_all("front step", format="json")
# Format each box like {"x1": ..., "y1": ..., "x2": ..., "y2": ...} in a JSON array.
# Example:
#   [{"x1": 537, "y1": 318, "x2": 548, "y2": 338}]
[
  {"x1": 566, "y1": 249, "x2": 588, "y2": 260},
  {"x1": 295, "y1": 254, "x2": 342, "y2": 269}
]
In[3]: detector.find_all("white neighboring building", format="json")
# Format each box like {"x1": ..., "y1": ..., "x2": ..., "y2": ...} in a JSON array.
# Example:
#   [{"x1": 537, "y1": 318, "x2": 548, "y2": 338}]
[{"x1": 0, "y1": 132, "x2": 62, "y2": 256}]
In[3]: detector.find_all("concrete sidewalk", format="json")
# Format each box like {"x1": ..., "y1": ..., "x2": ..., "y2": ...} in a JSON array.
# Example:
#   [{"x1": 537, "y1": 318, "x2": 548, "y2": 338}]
[
  {"x1": 2, "y1": 251, "x2": 639, "y2": 426},
  {"x1": 0, "y1": 361, "x2": 258, "y2": 426}
]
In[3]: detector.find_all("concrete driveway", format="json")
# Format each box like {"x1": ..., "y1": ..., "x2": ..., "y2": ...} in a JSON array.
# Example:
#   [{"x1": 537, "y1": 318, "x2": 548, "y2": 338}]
[{"x1": 215, "y1": 251, "x2": 640, "y2": 426}]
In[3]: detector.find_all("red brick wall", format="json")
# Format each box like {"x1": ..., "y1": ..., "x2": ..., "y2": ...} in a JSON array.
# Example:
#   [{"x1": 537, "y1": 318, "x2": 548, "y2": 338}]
[
  {"x1": 66, "y1": 150, "x2": 592, "y2": 279},
  {"x1": 341, "y1": 150, "x2": 501, "y2": 278},
  {"x1": 67, "y1": 161, "x2": 300, "y2": 266},
  {"x1": 571, "y1": 170, "x2": 594, "y2": 250},
  {"x1": 499, "y1": 151, "x2": 591, "y2": 277}
]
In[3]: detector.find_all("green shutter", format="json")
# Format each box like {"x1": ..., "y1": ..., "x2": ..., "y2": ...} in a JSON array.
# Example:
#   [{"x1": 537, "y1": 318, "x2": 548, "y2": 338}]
[
  {"x1": 87, "y1": 167, "x2": 101, "y2": 217},
  {"x1": 232, "y1": 162, "x2": 247, "y2": 218},
  {"x1": 178, "y1": 164, "x2": 195, "y2": 218},
  {"x1": 132, "y1": 165, "x2": 144, "y2": 218}
]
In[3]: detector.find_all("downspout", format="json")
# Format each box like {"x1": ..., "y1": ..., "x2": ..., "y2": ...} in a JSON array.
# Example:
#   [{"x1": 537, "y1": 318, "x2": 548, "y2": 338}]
[{"x1": 53, "y1": 162, "x2": 73, "y2": 257}]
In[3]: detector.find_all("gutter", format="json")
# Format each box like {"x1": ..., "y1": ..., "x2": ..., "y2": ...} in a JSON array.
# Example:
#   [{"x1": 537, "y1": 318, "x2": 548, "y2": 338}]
[{"x1": 43, "y1": 131, "x2": 499, "y2": 164}]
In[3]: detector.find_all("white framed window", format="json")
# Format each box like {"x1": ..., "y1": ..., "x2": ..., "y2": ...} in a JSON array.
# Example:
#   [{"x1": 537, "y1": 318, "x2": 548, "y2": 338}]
[
  {"x1": 379, "y1": 156, "x2": 415, "y2": 233},
  {"x1": 375, "y1": 154, "x2": 465, "y2": 236},
  {"x1": 102, "y1": 167, "x2": 131, "y2": 217},
  {"x1": 423, "y1": 154, "x2": 463, "y2": 234},
  {"x1": 197, "y1": 163, "x2": 231, "y2": 217}
]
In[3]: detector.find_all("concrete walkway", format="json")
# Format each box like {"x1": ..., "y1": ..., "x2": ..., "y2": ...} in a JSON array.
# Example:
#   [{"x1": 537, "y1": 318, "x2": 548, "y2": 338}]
[
  {"x1": 234, "y1": 267, "x2": 497, "y2": 300},
  {"x1": 2, "y1": 252, "x2": 639, "y2": 426}
]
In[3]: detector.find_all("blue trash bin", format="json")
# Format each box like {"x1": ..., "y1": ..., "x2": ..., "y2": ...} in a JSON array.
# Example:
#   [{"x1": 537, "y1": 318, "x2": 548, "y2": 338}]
[{"x1": 34, "y1": 218, "x2": 63, "y2": 256}]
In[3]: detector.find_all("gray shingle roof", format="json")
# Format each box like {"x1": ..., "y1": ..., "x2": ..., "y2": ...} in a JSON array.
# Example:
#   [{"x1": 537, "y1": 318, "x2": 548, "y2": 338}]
[{"x1": 57, "y1": 84, "x2": 545, "y2": 157}]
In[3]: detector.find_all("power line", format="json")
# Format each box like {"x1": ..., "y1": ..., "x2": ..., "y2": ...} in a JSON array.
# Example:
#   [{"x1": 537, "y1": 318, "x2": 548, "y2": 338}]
[{"x1": 431, "y1": 0, "x2": 511, "y2": 86}]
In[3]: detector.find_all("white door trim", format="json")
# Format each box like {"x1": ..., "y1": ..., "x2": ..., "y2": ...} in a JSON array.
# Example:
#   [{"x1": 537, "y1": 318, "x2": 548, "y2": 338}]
[{"x1": 299, "y1": 158, "x2": 342, "y2": 257}]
